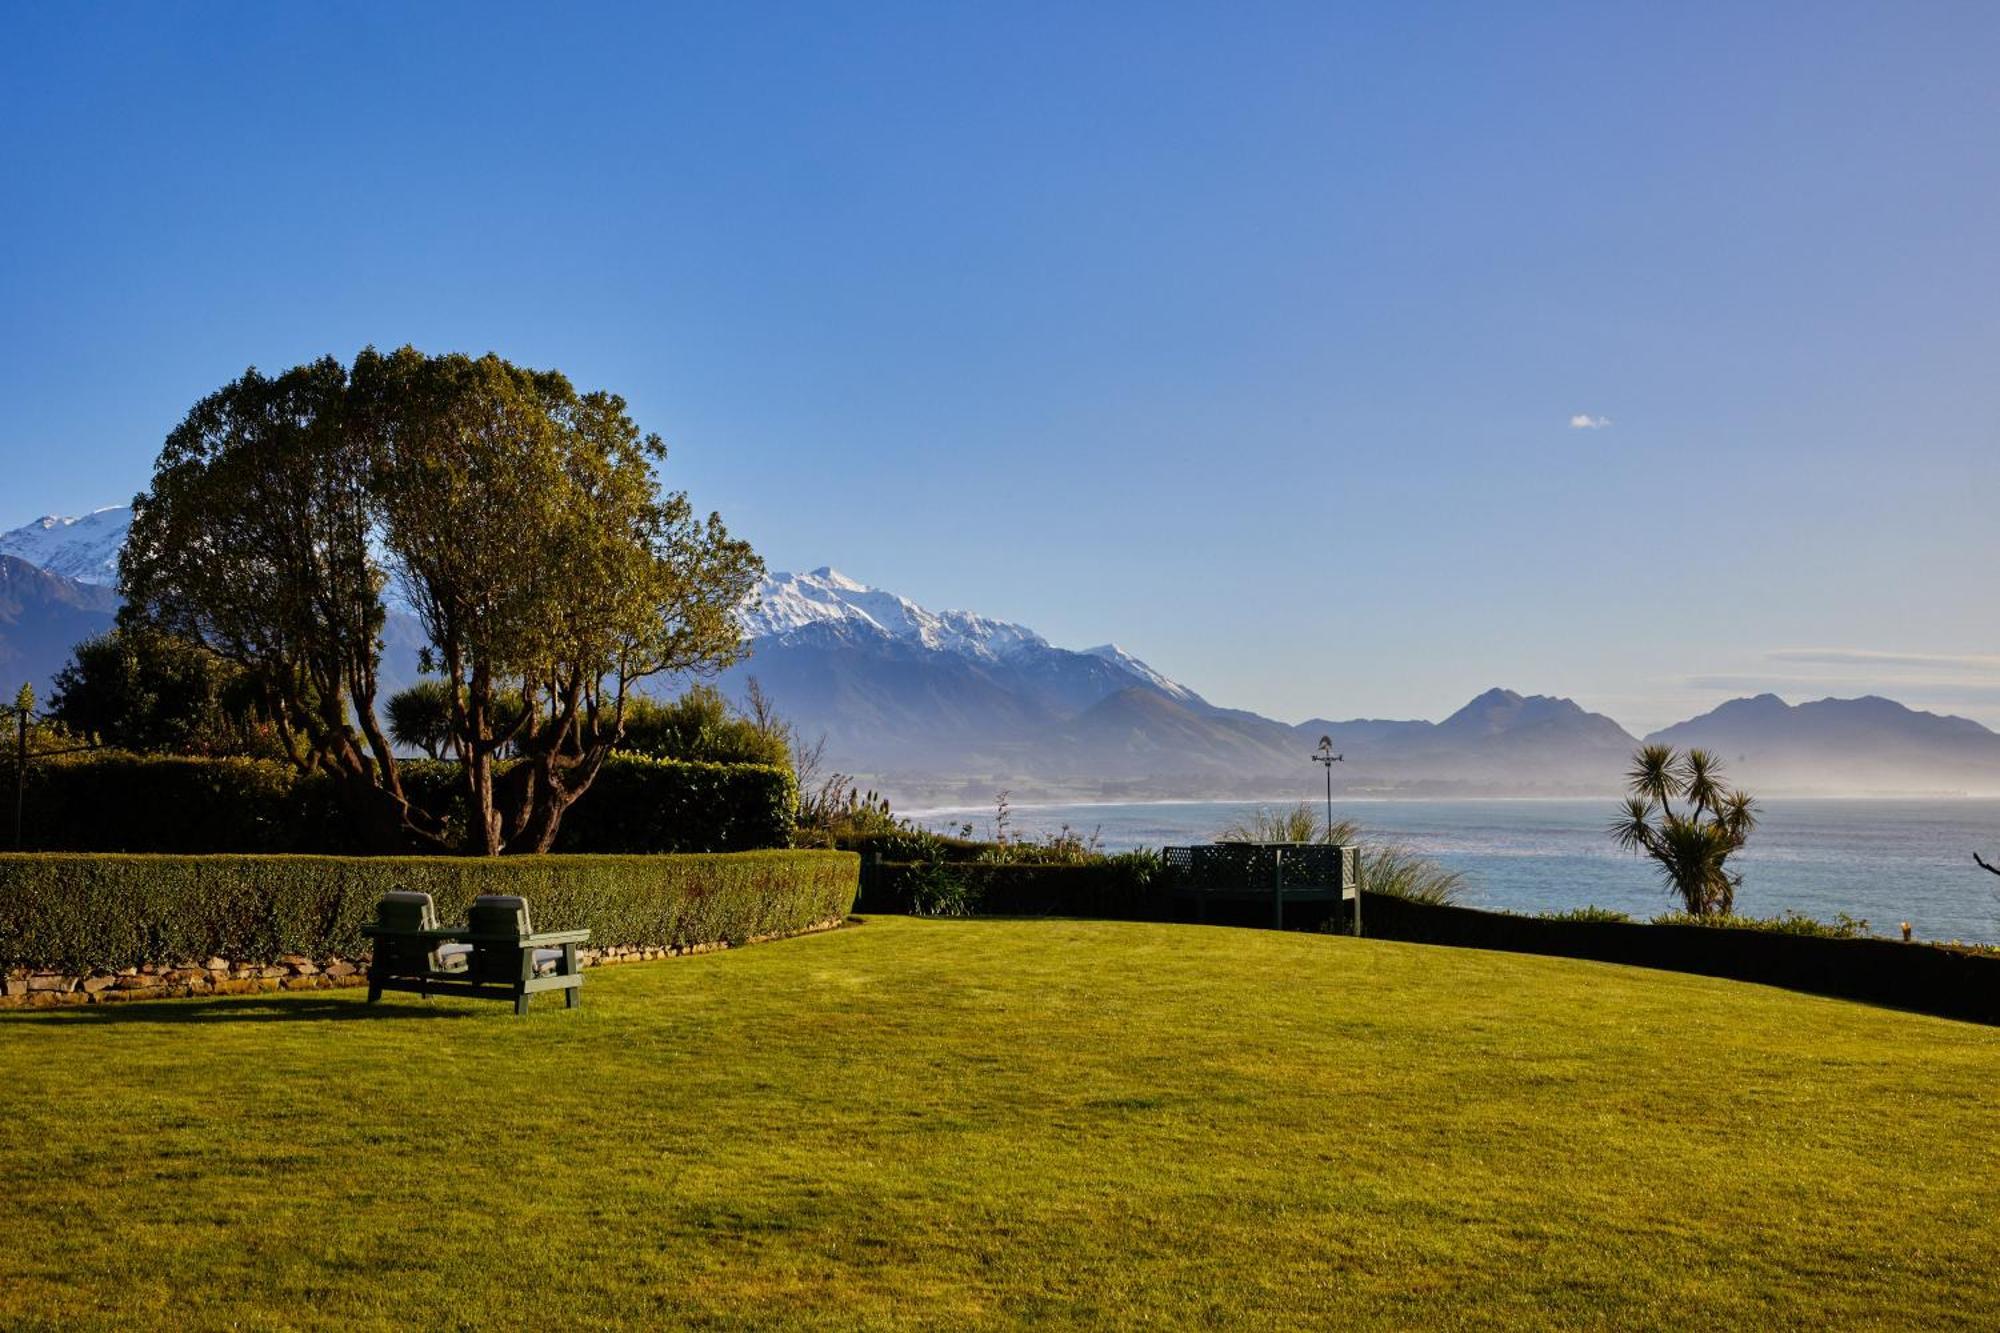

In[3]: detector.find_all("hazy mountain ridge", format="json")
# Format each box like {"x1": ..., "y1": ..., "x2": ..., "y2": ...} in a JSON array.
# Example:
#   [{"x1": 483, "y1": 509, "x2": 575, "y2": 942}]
[
  {"x1": 1646, "y1": 693, "x2": 2000, "y2": 793},
  {"x1": 6, "y1": 508, "x2": 2000, "y2": 797},
  {"x1": 0, "y1": 555, "x2": 120, "y2": 701}
]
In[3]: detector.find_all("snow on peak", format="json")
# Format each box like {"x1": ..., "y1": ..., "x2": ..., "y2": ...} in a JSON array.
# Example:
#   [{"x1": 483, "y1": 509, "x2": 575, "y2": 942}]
[
  {"x1": 806, "y1": 566, "x2": 869, "y2": 592},
  {"x1": 0, "y1": 505, "x2": 131, "y2": 585},
  {"x1": 739, "y1": 568, "x2": 1051, "y2": 659},
  {"x1": 1084, "y1": 643, "x2": 1198, "y2": 701}
]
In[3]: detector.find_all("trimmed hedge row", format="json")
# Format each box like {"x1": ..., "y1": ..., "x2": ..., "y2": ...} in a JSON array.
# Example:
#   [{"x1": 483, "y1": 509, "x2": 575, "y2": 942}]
[
  {"x1": 0, "y1": 850, "x2": 858, "y2": 973},
  {"x1": 1360, "y1": 894, "x2": 2000, "y2": 1026},
  {"x1": 6, "y1": 753, "x2": 796, "y2": 854},
  {"x1": 862, "y1": 858, "x2": 1160, "y2": 918},
  {"x1": 550, "y1": 756, "x2": 796, "y2": 855}
]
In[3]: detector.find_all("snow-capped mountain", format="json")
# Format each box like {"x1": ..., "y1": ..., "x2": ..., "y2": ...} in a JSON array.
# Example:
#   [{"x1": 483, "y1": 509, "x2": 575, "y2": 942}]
[
  {"x1": 740, "y1": 567, "x2": 1059, "y2": 663},
  {"x1": 715, "y1": 568, "x2": 1249, "y2": 777},
  {"x1": 0, "y1": 506, "x2": 132, "y2": 586}
]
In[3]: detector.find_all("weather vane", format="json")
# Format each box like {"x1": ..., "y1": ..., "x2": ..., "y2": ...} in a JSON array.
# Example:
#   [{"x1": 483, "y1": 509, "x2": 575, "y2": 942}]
[{"x1": 1312, "y1": 735, "x2": 1343, "y2": 842}]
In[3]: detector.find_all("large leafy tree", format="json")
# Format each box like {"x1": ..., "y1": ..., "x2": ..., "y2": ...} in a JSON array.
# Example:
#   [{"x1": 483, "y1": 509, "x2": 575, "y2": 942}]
[
  {"x1": 1609, "y1": 744, "x2": 1758, "y2": 915},
  {"x1": 120, "y1": 358, "x2": 417, "y2": 841},
  {"x1": 121, "y1": 348, "x2": 761, "y2": 853},
  {"x1": 355, "y1": 348, "x2": 759, "y2": 852}
]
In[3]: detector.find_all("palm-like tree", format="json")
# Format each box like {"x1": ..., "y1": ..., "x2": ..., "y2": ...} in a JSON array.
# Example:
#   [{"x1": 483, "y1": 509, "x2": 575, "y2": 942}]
[{"x1": 1609, "y1": 745, "x2": 1758, "y2": 915}]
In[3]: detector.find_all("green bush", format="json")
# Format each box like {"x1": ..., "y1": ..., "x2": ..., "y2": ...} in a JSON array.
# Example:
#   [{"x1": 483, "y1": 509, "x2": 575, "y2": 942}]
[
  {"x1": 834, "y1": 827, "x2": 990, "y2": 860},
  {"x1": 7, "y1": 752, "x2": 794, "y2": 855},
  {"x1": 1652, "y1": 909, "x2": 1871, "y2": 939},
  {"x1": 0, "y1": 850, "x2": 858, "y2": 973},
  {"x1": 616, "y1": 687, "x2": 790, "y2": 767},
  {"x1": 1541, "y1": 906, "x2": 1634, "y2": 924}
]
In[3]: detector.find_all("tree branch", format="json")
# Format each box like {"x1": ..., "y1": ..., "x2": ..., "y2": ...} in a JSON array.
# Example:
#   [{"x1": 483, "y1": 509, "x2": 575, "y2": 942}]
[{"x1": 1975, "y1": 852, "x2": 2000, "y2": 878}]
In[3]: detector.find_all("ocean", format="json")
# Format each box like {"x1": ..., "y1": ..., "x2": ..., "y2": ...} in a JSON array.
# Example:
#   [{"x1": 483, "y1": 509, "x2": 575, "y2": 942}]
[{"x1": 904, "y1": 797, "x2": 2000, "y2": 945}]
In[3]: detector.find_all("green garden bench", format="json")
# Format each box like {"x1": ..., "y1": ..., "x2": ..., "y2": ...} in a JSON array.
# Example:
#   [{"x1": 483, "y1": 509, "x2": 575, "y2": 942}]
[{"x1": 362, "y1": 891, "x2": 589, "y2": 1015}]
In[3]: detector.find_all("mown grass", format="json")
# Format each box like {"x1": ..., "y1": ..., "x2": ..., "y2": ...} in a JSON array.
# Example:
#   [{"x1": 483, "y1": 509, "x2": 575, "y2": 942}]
[{"x1": 1, "y1": 916, "x2": 1995, "y2": 1329}]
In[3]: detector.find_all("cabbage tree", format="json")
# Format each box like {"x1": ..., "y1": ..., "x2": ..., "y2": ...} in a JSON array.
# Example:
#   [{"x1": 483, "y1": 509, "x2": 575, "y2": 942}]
[{"x1": 1608, "y1": 744, "x2": 1758, "y2": 916}]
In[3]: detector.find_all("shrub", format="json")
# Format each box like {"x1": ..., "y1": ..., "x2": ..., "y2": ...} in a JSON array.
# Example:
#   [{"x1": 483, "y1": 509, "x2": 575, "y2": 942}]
[
  {"x1": 617, "y1": 687, "x2": 790, "y2": 767},
  {"x1": 48, "y1": 628, "x2": 281, "y2": 758},
  {"x1": 837, "y1": 827, "x2": 989, "y2": 861},
  {"x1": 1359, "y1": 844, "x2": 1469, "y2": 906},
  {"x1": 1652, "y1": 909, "x2": 1871, "y2": 939},
  {"x1": 0, "y1": 850, "x2": 858, "y2": 973},
  {"x1": 1542, "y1": 906, "x2": 1634, "y2": 923}
]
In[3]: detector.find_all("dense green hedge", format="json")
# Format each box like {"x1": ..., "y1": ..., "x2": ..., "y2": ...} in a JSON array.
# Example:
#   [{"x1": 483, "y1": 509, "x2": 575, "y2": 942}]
[
  {"x1": 862, "y1": 857, "x2": 1161, "y2": 918},
  {"x1": 551, "y1": 756, "x2": 797, "y2": 854},
  {"x1": 6, "y1": 753, "x2": 794, "y2": 854},
  {"x1": 0, "y1": 850, "x2": 858, "y2": 973}
]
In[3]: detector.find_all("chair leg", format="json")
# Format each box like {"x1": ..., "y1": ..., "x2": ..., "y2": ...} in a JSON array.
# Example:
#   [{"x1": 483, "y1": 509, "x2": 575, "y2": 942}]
[
  {"x1": 514, "y1": 989, "x2": 530, "y2": 1017},
  {"x1": 367, "y1": 982, "x2": 382, "y2": 1004},
  {"x1": 565, "y1": 982, "x2": 579, "y2": 1009}
]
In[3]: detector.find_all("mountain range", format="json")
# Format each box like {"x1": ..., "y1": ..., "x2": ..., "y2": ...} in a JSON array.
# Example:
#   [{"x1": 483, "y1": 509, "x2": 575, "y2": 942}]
[{"x1": 7, "y1": 504, "x2": 2000, "y2": 799}]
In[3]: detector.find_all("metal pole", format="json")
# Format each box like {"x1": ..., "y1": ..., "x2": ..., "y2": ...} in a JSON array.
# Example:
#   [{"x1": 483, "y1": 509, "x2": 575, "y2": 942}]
[
  {"x1": 1352, "y1": 847, "x2": 1363, "y2": 937},
  {"x1": 11, "y1": 701, "x2": 25, "y2": 852},
  {"x1": 1324, "y1": 760, "x2": 1333, "y2": 844},
  {"x1": 1272, "y1": 846, "x2": 1284, "y2": 930}
]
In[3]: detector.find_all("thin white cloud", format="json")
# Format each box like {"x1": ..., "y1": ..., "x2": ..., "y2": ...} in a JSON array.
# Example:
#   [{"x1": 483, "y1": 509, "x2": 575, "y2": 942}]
[
  {"x1": 1568, "y1": 413, "x2": 1612, "y2": 430},
  {"x1": 1687, "y1": 673, "x2": 2000, "y2": 698},
  {"x1": 1767, "y1": 648, "x2": 2000, "y2": 672}
]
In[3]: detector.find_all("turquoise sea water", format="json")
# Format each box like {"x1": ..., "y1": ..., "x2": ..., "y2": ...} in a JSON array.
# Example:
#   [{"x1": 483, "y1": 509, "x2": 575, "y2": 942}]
[{"x1": 906, "y1": 798, "x2": 2000, "y2": 945}]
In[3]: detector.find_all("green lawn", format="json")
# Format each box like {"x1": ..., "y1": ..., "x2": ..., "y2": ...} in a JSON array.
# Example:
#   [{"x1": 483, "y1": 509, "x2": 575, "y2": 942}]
[{"x1": 2, "y1": 917, "x2": 1996, "y2": 1329}]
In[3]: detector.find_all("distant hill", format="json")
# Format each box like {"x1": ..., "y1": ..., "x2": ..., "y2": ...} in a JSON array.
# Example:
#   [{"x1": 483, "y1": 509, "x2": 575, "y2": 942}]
[
  {"x1": 0, "y1": 556, "x2": 119, "y2": 700},
  {"x1": 1295, "y1": 688, "x2": 1637, "y2": 787},
  {"x1": 1646, "y1": 694, "x2": 2000, "y2": 794}
]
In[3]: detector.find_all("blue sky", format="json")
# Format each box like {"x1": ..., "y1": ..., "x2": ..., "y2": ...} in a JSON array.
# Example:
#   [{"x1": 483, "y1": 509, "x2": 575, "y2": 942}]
[{"x1": 3, "y1": 2, "x2": 1997, "y2": 732}]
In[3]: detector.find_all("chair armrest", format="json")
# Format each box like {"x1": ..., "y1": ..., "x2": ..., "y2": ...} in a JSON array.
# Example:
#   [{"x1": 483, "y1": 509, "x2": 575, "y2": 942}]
[
  {"x1": 524, "y1": 929, "x2": 591, "y2": 946},
  {"x1": 458, "y1": 929, "x2": 589, "y2": 946},
  {"x1": 361, "y1": 924, "x2": 470, "y2": 940}
]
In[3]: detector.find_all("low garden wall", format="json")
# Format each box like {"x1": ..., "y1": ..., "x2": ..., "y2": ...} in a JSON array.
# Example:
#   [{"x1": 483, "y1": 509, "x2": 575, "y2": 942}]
[{"x1": 0, "y1": 849, "x2": 858, "y2": 1007}]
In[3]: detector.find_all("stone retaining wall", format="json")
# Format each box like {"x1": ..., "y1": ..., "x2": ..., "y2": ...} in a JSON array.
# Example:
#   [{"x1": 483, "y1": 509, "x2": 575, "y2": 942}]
[{"x1": 0, "y1": 916, "x2": 849, "y2": 1009}]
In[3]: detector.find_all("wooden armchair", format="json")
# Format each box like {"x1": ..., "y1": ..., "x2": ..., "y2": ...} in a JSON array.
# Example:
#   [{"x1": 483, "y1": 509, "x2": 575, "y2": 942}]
[{"x1": 360, "y1": 891, "x2": 588, "y2": 1016}]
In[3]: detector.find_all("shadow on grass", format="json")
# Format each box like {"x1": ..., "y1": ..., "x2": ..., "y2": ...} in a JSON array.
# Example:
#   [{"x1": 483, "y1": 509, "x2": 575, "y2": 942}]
[{"x1": 0, "y1": 995, "x2": 486, "y2": 1025}]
